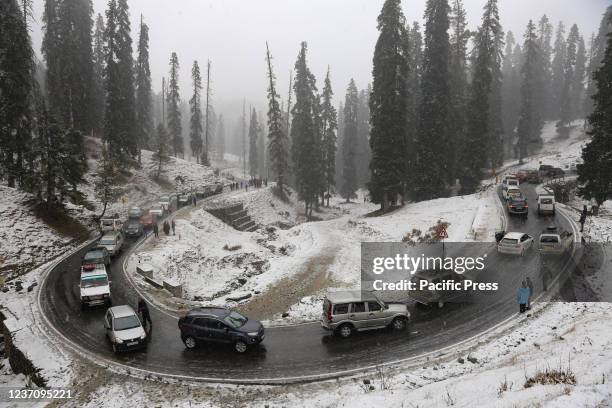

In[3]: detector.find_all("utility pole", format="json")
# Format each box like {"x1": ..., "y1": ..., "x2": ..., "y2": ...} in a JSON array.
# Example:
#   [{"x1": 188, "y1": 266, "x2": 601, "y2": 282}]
[
  {"x1": 242, "y1": 99, "x2": 246, "y2": 178},
  {"x1": 204, "y1": 60, "x2": 211, "y2": 164}
]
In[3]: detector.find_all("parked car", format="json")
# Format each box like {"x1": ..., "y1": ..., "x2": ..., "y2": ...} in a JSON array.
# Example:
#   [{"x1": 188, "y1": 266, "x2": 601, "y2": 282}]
[
  {"x1": 98, "y1": 231, "x2": 124, "y2": 257},
  {"x1": 80, "y1": 263, "x2": 111, "y2": 309},
  {"x1": 82, "y1": 247, "x2": 110, "y2": 267},
  {"x1": 408, "y1": 269, "x2": 472, "y2": 308},
  {"x1": 507, "y1": 196, "x2": 529, "y2": 217},
  {"x1": 538, "y1": 226, "x2": 573, "y2": 255},
  {"x1": 501, "y1": 174, "x2": 518, "y2": 185},
  {"x1": 123, "y1": 219, "x2": 143, "y2": 238},
  {"x1": 177, "y1": 193, "x2": 192, "y2": 207},
  {"x1": 178, "y1": 307, "x2": 265, "y2": 353},
  {"x1": 140, "y1": 213, "x2": 155, "y2": 230},
  {"x1": 159, "y1": 195, "x2": 177, "y2": 213},
  {"x1": 497, "y1": 232, "x2": 534, "y2": 256},
  {"x1": 149, "y1": 206, "x2": 164, "y2": 218},
  {"x1": 104, "y1": 305, "x2": 148, "y2": 353},
  {"x1": 127, "y1": 207, "x2": 143, "y2": 220},
  {"x1": 537, "y1": 194, "x2": 556, "y2": 216},
  {"x1": 320, "y1": 290, "x2": 409, "y2": 338},
  {"x1": 100, "y1": 217, "x2": 123, "y2": 232},
  {"x1": 503, "y1": 186, "x2": 523, "y2": 200}
]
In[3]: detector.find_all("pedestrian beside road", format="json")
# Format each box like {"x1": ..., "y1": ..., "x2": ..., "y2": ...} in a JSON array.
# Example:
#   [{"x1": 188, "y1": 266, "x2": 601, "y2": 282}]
[
  {"x1": 137, "y1": 298, "x2": 152, "y2": 332},
  {"x1": 517, "y1": 281, "x2": 530, "y2": 314},
  {"x1": 579, "y1": 205, "x2": 588, "y2": 233},
  {"x1": 171, "y1": 219, "x2": 176, "y2": 235},
  {"x1": 526, "y1": 277, "x2": 534, "y2": 309},
  {"x1": 163, "y1": 220, "x2": 170, "y2": 235},
  {"x1": 153, "y1": 223, "x2": 159, "y2": 238}
]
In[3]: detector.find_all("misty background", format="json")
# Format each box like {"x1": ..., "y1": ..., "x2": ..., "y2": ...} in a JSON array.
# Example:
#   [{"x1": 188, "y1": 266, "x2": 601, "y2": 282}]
[{"x1": 28, "y1": 0, "x2": 607, "y2": 110}]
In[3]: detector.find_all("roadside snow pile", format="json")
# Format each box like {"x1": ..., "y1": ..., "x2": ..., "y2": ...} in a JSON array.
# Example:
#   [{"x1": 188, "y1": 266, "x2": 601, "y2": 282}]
[{"x1": 0, "y1": 186, "x2": 77, "y2": 277}]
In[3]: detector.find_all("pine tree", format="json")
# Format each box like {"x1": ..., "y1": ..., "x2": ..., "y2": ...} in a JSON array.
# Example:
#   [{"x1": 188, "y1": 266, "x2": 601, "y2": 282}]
[
  {"x1": 449, "y1": 0, "x2": 470, "y2": 175},
  {"x1": 291, "y1": 42, "x2": 320, "y2": 216},
  {"x1": 103, "y1": 0, "x2": 137, "y2": 161},
  {"x1": 257, "y1": 110, "x2": 267, "y2": 178},
  {"x1": 356, "y1": 87, "x2": 371, "y2": 188},
  {"x1": 94, "y1": 142, "x2": 120, "y2": 219},
  {"x1": 0, "y1": 0, "x2": 35, "y2": 188},
  {"x1": 42, "y1": 0, "x2": 94, "y2": 133},
  {"x1": 341, "y1": 80, "x2": 359, "y2": 202},
  {"x1": 320, "y1": 68, "x2": 338, "y2": 206},
  {"x1": 405, "y1": 22, "x2": 422, "y2": 186},
  {"x1": 135, "y1": 15, "x2": 152, "y2": 162},
  {"x1": 501, "y1": 32, "x2": 521, "y2": 156},
  {"x1": 92, "y1": 13, "x2": 105, "y2": 138},
  {"x1": 167, "y1": 52, "x2": 183, "y2": 157},
  {"x1": 558, "y1": 24, "x2": 580, "y2": 132},
  {"x1": 369, "y1": 0, "x2": 410, "y2": 207},
  {"x1": 537, "y1": 15, "x2": 554, "y2": 119},
  {"x1": 573, "y1": 35, "x2": 587, "y2": 119},
  {"x1": 584, "y1": 7, "x2": 612, "y2": 118},
  {"x1": 551, "y1": 22, "x2": 567, "y2": 119},
  {"x1": 248, "y1": 108, "x2": 259, "y2": 178},
  {"x1": 415, "y1": 0, "x2": 451, "y2": 199},
  {"x1": 152, "y1": 123, "x2": 170, "y2": 179},
  {"x1": 517, "y1": 20, "x2": 544, "y2": 162},
  {"x1": 189, "y1": 60, "x2": 203, "y2": 162},
  {"x1": 202, "y1": 60, "x2": 212, "y2": 166},
  {"x1": 460, "y1": 0, "x2": 503, "y2": 192},
  {"x1": 577, "y1": 16, "x2": 612, "y2": 205},
  {"x1": 216, "y1": 114, "x2": 225, "y2": 161}
]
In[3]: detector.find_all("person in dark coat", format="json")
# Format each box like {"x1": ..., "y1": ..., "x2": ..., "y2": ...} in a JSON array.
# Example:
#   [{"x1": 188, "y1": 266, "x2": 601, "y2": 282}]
[
  {"x1": 171, "y1": 219, "x2": 176, "y2": 235},
  {"x1": 153, "y1": 223, "x2": 159, "y2": 238},
  {"x1": 138, "y1": 298, "x2": 152, "y2": 331},
  {"x1": 163, "y1": 220, "x2": 170, "y2": 235},
  {"x1": 579, "y1": 205, "x2": 588, "y2": 232},
  {"x1": 517, "y1": 281, "x2": 530, "y2": 314}
]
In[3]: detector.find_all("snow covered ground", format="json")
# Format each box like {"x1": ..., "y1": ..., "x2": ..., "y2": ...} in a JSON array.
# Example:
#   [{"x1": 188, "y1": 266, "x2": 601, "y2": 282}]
[
  {"x1": 50, "y1": 302, "x2": 612, "y2": 408},
  {"x1": 128, "y1": 186, "x2": 502, "y2": 322}
]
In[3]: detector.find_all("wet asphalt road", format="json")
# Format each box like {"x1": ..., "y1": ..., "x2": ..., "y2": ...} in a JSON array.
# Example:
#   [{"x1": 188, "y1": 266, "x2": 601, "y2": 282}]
[{"x1": 39, "y1": 184, "x2": 581, "y2": 382}]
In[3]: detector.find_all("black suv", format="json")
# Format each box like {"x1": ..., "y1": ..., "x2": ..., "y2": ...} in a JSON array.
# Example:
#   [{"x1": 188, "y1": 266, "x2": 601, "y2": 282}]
[{"x1": 178, "y1": 307, "x2": 265, "y2": 353}]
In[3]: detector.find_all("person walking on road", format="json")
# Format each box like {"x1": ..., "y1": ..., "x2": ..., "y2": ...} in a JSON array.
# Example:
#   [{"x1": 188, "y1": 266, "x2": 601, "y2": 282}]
[
  {"x1": 153, "y1": 223, "x2": 159, "y2": 238},
  {"x1": 526, "y1": 277, "x2": 534, "y2": 309},
  {"x1": 171, "y1": 219, "x2": 176, "y2": 235},
  {"x1": 138, "y1": 298, "x2": 152, "y2": 332},
  {"x1": 517, "y1": 281, "x2": 530, "y2": 314},
  {"x1": 579, "y1": 205, "x2": 588, "y2": 233}
]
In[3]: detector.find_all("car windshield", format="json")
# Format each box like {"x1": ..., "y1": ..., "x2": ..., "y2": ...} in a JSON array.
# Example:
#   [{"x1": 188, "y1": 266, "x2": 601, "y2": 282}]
[
  {"x1": 501, "y1": 238, "x2": 518, "y2": 244},
  {"x1": 127, "y1": 222, "x2": 139, "y2": 229},
  {"x1": 84, "y1": 251, "x2": 103, "y2": 261},
  {"x1": 113, "y1": 315, "x2": 141, "y2": 331},
  {"x1": 99, "y1": 239, "x2": 115, "y2": 246},
  {"x1": 223, "y1": 311, "x2": 248, "y2": 328},
  {"x1": 102, "y1": 220, "x2": 113, "y2": 226},
  {"x1": 81, "y1": 275, "x2": 108, "y2": 288},
  {"x1": 511, "y1": 198, "x2": 526, "y2": 204},
  {"x1": 540, "y1": 235, "x2": 559, "y2": 243},
  {"x1": 541, "y1": 198, "x2": 553, "y2": 204},
  {"x1": 160, "y1": 197, "x2": 169, "y2": 203}
]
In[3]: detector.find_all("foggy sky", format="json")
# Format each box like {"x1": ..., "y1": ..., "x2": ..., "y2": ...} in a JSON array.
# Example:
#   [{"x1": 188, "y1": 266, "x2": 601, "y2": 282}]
[{"x1": 30, "y1": 0, "x2": 609, "y2": 114}]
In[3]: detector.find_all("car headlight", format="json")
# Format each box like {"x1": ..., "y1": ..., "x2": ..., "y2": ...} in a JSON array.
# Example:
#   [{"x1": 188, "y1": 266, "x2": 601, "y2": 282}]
[
  {"x1": 247, "y1": 332, "x2": 259, "y2": 337},
  {"x1": 115, "y1": 338, "x2": 124, "y2": 344},
  {"x1": 140, "y1": 333, "x2": 146, "y2": 340}
]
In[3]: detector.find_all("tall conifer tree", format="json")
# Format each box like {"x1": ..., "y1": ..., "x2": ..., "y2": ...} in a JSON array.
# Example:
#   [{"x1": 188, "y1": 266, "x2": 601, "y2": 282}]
[
  {"x1": 167, "y1": 52, "x2": 183, "y2": 157},
  {"x1": 135, "y1": 15, "x2": 152, "y2": 162}
]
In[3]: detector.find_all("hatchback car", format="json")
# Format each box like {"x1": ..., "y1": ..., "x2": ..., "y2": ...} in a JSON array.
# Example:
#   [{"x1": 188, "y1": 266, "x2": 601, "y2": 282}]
[
  {"x1": 104, "y1": 305, "x2": 148, "y2": 353},
  {"x1": 320, "y1": 290, "x2": 409, "y2": 338},
  {"x1": 507, "y1": 196, "x2": 528, "y2": 217},
  {"x1": 178, "y1": 307, "x2": 265, "y2": 353},
  {"x1": 497, "y1": 232, "x2": 534, "y2": 256},
  {"x1": 123, "y1": 219, "x2": 143, "y2": 238},
  {"x1": 82, "y1": 247, "x2": 110, "y2": 267}
]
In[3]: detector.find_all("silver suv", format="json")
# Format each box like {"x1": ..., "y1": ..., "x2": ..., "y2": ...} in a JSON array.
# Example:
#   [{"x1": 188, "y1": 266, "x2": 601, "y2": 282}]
[{"x1": 320, "y1": 290, "x2": 410, "y2": 338}]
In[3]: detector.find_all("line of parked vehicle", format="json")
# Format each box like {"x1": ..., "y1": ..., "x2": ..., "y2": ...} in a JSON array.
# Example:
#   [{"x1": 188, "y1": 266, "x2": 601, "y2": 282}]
[
  {"x1": 77, "y1": 182, "x2": 229, "y2": 353},
  {"x1": 497, "y1": 172, "x2": 573, "y2": 257}
]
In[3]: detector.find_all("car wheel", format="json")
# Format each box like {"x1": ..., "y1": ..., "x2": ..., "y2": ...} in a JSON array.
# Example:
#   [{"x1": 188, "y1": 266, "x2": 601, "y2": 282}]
[
  {"x1": 183, "y1": 336, "x2": 197, "y2": 350},
  {"x1": 391, "y1": 317, "x2": 407, "y2": 331},
  {"x1": 337, "y1": 324, "x2": 353, "y2": 339},
  {"x1": 234, "y1": 340, "x2": 248, "y2": 353}
]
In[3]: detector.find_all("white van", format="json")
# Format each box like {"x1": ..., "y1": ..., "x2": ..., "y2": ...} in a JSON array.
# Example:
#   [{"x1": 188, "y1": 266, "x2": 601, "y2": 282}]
[
  {"x1": 537, "y1": 194, "x2": 556, "y2": 216},
  {"x1": 80, "y1": 264, "x2": 111, "y2": 308},
  {"x1": 100, "y1": 217, "x2": 123, "y2": 232},
  {"x1": 99, "y1": 231, "x2": 124, "y2": 257},
  {"x1": 504, "y1": 186, "x2": 522, "y2": 200}
]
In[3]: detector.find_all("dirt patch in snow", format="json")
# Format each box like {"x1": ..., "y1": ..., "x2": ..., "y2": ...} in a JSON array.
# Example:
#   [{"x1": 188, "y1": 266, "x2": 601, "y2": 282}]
[{"x1": 236, "y1": 250, "x2": 338, "y2": 320}]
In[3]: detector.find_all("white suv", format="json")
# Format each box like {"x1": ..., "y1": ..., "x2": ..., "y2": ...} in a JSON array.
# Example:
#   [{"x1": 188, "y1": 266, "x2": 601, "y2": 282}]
[
  {"x1": 537, "y1": 194, "x2": 556, "y2": 216},
  {"x1": 497, "y1": 232, "x2": 534, "y2": 256},
  {"x1": 80, "y1": 264, "x2": 111, "y2": 308}
]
